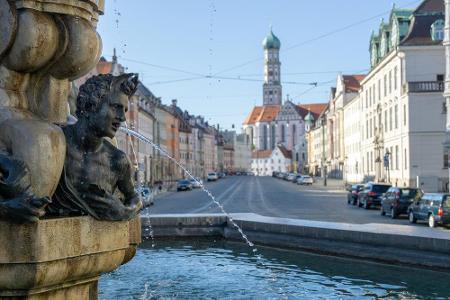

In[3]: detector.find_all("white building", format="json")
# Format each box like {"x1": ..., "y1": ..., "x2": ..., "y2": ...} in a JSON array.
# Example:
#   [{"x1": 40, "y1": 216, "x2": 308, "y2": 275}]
[
  {"x1": 251, "y1": 145, "x2": 292, "y2": 176},
  {"x1": 345, "y1": 0, "x2": 447, "y2": 191},
  {"x1": 343, "y1": 94, "x2": 363, "y2": 183}
]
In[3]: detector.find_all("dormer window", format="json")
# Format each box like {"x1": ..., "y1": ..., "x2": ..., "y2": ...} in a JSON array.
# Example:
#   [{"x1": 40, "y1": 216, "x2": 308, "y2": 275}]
[
  {"x1": 431, "y1": 19, "x2": 444, "y2": 41},
  {"x1": 391, "y1": 21, "x2": 398, "y2": 48}
]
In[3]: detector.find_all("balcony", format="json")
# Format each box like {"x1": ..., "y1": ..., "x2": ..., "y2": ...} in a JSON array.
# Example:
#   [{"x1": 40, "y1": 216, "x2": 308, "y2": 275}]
[{"x1": 406, "y1": 81, "x2": 444, "y2": 93}]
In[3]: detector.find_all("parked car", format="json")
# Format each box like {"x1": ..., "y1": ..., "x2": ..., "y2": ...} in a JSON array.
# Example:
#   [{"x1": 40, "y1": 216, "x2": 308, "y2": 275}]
[
  {"x1": 347, "y1": 184, "x2": 365, "y2": 205},
  {"x1": 380, "y1": 187, "x2": 422, "y2": 218},
  {"x1": 190, "y1": 177, "x2": 203, "y2": 188},
  {"x1": 298, "y1": 175, "x2": 313, "y2": 185},
  {"x1": 286, "y1": 173, "x2": 297, "y2": 182},
  {"x1": 207, "y1": 172, "x2": 219, "y2": 181},
  {"x1": 358, "y1": 182, "x2": 391, "y2": 209},
  {"x1": 138, "y1": 186, "x2": 154, "y2": 207},
  {"x1": 217, "y1": 172, "x2": 226, "y2": 178},
  {"x1": 408, "y1": 193, "x2": 450, "y2": 228},
  {"x1": 177, "y1": 179, "x2": 193, "y2": 191}
]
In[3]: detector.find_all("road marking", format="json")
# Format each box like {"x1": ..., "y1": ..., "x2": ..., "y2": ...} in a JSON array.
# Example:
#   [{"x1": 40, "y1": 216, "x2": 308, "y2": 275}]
[{"x1": 189, "y1": 178, "x2": 242, "y2": 213}]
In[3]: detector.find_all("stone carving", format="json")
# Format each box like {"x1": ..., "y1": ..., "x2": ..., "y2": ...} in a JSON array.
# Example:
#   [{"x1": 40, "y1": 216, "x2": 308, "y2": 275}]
[
  {"x1": 0, "y1": 1, "x2": 103, "y2": 222},
  {"x1": 47, "y1": 74, "x2": 143, "y2": 221}
]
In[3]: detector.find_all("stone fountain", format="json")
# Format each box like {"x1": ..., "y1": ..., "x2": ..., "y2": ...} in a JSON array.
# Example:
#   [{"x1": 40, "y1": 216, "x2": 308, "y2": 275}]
[{"x1": 0, "y1": 1, "x2": 141, "y2": 298}]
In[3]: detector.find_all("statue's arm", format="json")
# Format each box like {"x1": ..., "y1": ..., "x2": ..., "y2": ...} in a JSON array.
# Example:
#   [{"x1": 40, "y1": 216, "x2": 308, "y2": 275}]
[{"x1": 117, "y1": 155, "x2": 142, "y2": 210}]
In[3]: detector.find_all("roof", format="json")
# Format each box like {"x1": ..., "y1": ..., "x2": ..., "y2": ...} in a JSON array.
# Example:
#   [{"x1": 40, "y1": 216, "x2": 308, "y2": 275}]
[
  {"x1": 262, "y1": 29, "x2": 281, "y2": 49},
  {"x1": 343, "y1": 74, "x2": 365, "y2": 93},
  {"x1": 243, "y1": 105, "x2": 281, "y2": 125},
  {"x1": 297, "y1": 103, "x2": 328, "y2": 120},
  {"x1": 414, "y1": 0, "x2": 444, "y2": 14},
  {"x1": 252, "y1": 150, "x2": 272, "y2": 159},
  {"x1": 278, "y1": 145, "x2": 292, "y2": 159},
  {"x1": 96, "y1": 60, "x2": 112, "y2": 74},
  {"x1": 401, "y1": 0, "x2": 444, "y2": 46}
]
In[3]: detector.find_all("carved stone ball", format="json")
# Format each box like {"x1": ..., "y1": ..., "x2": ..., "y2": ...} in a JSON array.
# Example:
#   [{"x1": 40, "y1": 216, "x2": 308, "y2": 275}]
[
  {"x1": 49, "y1": 15, "x2": 102, "y2": 81},
  {"x1": 3, "y1": 9, "x2": 59, "y2": 73}
]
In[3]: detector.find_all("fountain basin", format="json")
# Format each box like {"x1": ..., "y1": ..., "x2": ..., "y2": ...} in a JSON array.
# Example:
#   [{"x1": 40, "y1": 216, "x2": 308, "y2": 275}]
[
  {"x1": 100, "y1": 238, "x2": 450, "y2": 299},
  {"x1": 0, "y1": 216, "x2": 140, "y2": 299},
  {"x1": 143, "y1": 213, "x2": 450, "y2": 270}
]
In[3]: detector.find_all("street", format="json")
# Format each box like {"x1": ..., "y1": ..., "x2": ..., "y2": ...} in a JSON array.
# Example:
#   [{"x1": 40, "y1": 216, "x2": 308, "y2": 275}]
[{"x1": 145, "y1": 176, "x2": 422, "y2": 226}]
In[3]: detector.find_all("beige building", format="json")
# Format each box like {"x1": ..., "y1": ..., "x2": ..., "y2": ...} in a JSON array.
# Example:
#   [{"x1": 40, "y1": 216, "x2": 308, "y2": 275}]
[{"x1": 342, "y1": 0, "x2": 447, "y2": 192}]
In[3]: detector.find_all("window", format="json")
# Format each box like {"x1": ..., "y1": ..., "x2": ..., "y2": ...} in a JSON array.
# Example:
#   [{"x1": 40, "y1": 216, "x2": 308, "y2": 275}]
[
  {"x1": 403, "y1": 104, "x2": 407, "y2": 126},
  {"x1": 405, "y1": 148, "x2": 407, "y2": 170},
  {"x1": 369, "y1": 118, "x2": 372, "y2": 137},
  {"x1": 394, "y1": 67, "x2": 398, "y2": 90},
  {"x1": 384, "y1": 110, "x2": 388, "y2": 132},
  {"x1": 281, "y1": 124, "x2": 286, "y2": 142},
  {"x1": 394, "y1": 105, "x2": 398, "y2": 129},
  {"x1": 431, "y1": 19, "x2": 444, "y2": 41},
  {"x1": 437, "y1": 74, "x2": 444, "y2": 82},
  {"x1": 365, "y1": 90, "x2": 368, "y2": 108},
  {"x1": 444, "y1": 150, "x2": 448, "y2": 168},
  {"x1": 395, "y1": 145, "x2": 399, "y2": 170},
  {"x1": 366, "y1": 120, "x2": 369, "y2": 138},
  {"x1": 378, "y1": 79, "x2": 381, "y2": 100},
  {"x1": 389, "y1": 70, "x2": 392, "y2": 94},
  {"x1": 389, "y1": 107, "x2": 393, "y2": 131},
  {"x1": 384, "y1": 75, "x2": 387, "y2": 96},
  {"x1": 370, "y1": 151, "x2": 373, "y2": 172}
]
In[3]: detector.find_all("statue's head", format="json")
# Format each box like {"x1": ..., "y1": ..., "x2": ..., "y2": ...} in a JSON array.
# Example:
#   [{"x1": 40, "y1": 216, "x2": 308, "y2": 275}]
[{"x1": 76, "y1": 73, "x2": 139, "y2": 138}]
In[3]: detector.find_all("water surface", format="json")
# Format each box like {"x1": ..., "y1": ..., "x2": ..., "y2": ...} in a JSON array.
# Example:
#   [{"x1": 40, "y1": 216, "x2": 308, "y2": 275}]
[{"x1": 100, "y1": 238, "x2": 450, "y2": 299}]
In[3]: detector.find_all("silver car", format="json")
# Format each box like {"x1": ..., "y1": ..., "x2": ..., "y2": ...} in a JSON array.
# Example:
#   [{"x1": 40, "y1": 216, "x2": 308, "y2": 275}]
[{"x1": 190, "y1": 177, "x2": 203, "y2": 188}]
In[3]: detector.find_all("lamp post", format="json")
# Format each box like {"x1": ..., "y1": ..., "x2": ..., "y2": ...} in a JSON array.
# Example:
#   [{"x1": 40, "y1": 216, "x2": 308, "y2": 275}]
[{"x1": 321, "y1": 116, "x2": 327, "y2": 186}]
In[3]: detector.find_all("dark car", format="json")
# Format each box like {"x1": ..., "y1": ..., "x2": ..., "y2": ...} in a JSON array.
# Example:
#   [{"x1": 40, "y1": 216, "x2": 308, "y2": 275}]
[
  {"x1": 358, "y1": 182, "x2": 391, "y2": 209},
  {"x1": 177, "y1": 180, "x2": 192, "y2": 192},
  {"x1": 380, "y1": 187, "x2": 422, "y2": 218},
  {"x1": 408, "y1": 193, "x2": 450, "y2": 228},
  {"x1": 347, "y1": 184, "x2": 365, "y2": 205}
]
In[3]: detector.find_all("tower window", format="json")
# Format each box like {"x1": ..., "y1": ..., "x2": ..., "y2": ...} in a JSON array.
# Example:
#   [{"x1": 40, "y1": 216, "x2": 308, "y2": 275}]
[{"x1": 268, "y1": 71, "x2": 273, "y2": 76}]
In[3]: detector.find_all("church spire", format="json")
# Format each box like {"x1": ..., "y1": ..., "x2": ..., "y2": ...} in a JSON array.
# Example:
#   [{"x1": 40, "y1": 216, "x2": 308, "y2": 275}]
[{"x1": 262, "y1": 27, "x2": 282, "y2": 106}]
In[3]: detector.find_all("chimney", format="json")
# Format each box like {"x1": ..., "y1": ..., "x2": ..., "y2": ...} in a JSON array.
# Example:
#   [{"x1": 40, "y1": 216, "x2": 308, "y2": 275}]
[{"x1": 171, "y1": 99, "x2": 177, "y2": 107}]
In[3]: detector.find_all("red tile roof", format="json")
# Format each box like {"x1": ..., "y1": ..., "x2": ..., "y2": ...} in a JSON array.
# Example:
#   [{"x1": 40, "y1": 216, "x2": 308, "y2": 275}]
[
  {"x1": 96, "y1": 61, "x2": 113, "y2": 74},
  {"x1": 343, "y1": 75, "x2": 365, "y2": 93},
  {"x1": 243, "y1": 105, "x2": 281, "y2": 125},
  {"x1": 297, "y1": 103, "x2": 328, "y2": 120},
  {"x1": 252, "y1": 150, "x2": 272, "y2": 159},
  {"x1": 278, "y1": 145, "x2": 292, "y2": 159}
]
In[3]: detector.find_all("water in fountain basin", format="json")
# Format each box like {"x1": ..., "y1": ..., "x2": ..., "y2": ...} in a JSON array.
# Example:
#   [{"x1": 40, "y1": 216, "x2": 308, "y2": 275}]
[{"x1": 119, "y1": 126, "x2": 256, "y2": 251}]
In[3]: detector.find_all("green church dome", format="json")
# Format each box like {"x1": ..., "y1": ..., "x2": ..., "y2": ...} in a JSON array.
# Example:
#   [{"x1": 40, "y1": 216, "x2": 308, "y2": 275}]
[
  {"x1": 304, "y1": 111, "x2": 314, "y2": 123},
  {"x1": 262, "y1": 29, "x2": 281, "y2": 49}
]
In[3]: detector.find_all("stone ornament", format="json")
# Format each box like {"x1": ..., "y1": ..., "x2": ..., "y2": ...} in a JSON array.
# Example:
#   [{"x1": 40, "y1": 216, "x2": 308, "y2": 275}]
[
  {"x1": 47, "y1": 73, "x2": 143, "y2": 221},
  {"x1": 0, "y1": 0, "x2": 103, "y2": 222}
]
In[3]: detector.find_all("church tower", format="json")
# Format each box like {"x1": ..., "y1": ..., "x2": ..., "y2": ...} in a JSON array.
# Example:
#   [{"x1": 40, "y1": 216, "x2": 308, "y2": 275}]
[{"x1": 262, "y1": 28, "x2": 282, "y2": 106}]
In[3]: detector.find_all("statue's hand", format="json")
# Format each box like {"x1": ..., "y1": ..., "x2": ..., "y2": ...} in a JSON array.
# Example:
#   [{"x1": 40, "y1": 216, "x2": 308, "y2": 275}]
[
  {"x1": 84, "y1": 185, "x2": 141, "y2": 221},
  {"x1": 0, "y1": 196, "x2": 51, "y2": 223}
]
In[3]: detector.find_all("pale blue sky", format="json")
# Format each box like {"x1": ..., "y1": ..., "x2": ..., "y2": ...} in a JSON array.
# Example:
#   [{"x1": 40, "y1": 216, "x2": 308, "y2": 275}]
[{"x1": 97, "y1": 0, "x2": 421, "y2": 130}]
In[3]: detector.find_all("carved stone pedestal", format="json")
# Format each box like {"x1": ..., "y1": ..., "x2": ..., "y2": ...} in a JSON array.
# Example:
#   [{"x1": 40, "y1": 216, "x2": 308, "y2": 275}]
[{"x1": 0, "y1": 216, "x2": 141, "y2": 299}]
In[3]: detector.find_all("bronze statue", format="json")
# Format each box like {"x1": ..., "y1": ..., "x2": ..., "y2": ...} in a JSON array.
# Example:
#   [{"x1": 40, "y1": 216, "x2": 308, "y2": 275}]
[{"x1": 47, "y1": 73, "x2": 142, "y2": 221}]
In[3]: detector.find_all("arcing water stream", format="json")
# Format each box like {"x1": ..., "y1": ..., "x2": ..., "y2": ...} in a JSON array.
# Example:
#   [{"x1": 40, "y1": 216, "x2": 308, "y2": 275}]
[{"x1": 119, "y1": 126, "x2": 256, "y2": 251}]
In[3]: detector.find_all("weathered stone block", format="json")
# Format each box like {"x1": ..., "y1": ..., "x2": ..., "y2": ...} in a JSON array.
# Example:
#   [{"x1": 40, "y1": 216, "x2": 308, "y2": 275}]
[{"x1": 0, "y1": 216, "x2": 140, "y2": 299}]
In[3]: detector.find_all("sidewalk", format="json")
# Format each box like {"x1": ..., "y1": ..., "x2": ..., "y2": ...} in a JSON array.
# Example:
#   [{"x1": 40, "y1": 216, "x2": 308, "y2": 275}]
[{"x1": 313, "y1": 177, "x2": 345, "y2": 190}]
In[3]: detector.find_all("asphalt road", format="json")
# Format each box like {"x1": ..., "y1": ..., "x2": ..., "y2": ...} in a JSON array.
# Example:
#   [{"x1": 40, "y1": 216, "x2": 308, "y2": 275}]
[{"x1": 144, "y1": 176, "x2": 425, "y2": 226}]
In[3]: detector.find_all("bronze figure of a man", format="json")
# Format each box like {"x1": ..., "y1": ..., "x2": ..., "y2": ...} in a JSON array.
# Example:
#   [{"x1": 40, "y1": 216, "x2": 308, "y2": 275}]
[{"x1": 48, "y1": 73, "x2": 142, "y2": 221}]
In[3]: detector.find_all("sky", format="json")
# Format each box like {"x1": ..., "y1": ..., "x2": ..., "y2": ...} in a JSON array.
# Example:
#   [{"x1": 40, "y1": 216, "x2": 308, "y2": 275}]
[{"x1": 97, "y1": 0, "x2": 422, "y2": 131}]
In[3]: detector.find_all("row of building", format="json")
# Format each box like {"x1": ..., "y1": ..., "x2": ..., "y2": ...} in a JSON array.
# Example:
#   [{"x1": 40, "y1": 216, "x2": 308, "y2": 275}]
[
  {"x1": 245, "y1": 0, "x2": 448, "y2": 192},
  {"x1": 73, "y1": 53, "x2": 252, "y2": 187},
  {"x1": 306, "y1": 0, "x2": 448, "y2": 192}
]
